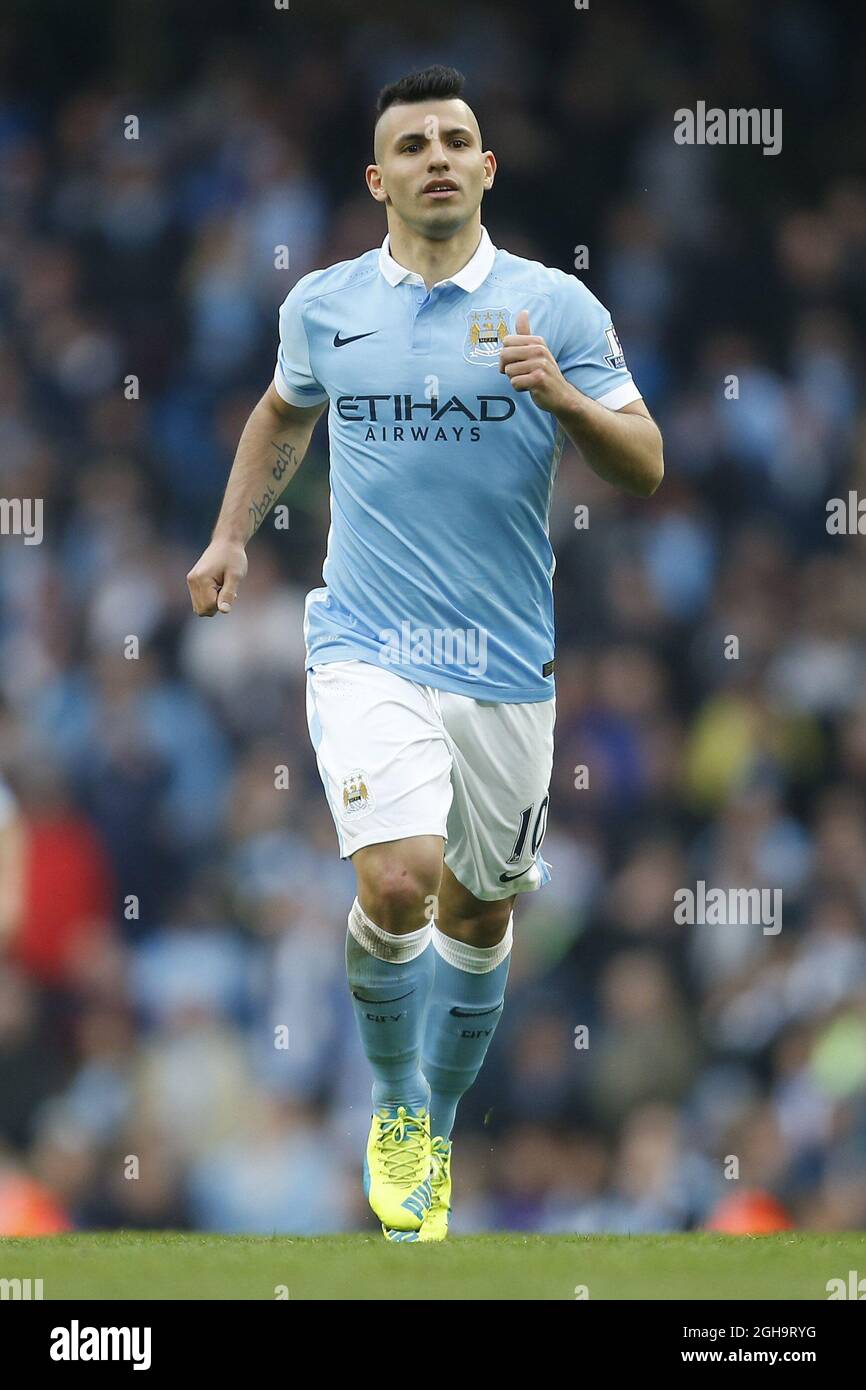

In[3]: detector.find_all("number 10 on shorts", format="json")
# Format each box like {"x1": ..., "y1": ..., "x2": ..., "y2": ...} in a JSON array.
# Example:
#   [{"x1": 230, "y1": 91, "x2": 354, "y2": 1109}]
[{"x1": 507, "y1": 795, "x2": 550, "y2": 865}]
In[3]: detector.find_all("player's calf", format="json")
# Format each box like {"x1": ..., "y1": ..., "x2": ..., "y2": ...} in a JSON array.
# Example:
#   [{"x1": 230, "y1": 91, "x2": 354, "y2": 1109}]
[{"x1": 346, "y1": 843, "x2": 444, "y2": 1230}]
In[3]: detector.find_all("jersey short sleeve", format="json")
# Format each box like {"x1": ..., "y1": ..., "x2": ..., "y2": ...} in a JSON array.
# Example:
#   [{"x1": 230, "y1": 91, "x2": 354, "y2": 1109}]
[
  {"x1": 273, "y1": 279, "x2": 329, "y2": 407},
  {"x1": 554, "y1": 275, "x2": 641, "y2": 411}
]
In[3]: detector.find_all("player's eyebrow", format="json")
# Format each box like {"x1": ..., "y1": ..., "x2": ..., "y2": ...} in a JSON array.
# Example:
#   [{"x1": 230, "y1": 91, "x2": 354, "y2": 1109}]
[{"x1": 393, "y1": 125, "x2": 475, "y2": 147}]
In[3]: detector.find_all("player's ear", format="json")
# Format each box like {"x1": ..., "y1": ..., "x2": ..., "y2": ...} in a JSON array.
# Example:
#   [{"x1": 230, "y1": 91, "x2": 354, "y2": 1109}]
[
  {"x1": 365, "y1": 165, "x2": 388, "y2": 202},
  {"x1": 482, "y1": 150, "x2": 496, "y2": 189}
]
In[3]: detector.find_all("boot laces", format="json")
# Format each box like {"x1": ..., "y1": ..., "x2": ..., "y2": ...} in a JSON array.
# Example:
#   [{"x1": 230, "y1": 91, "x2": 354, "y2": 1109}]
[{"x1": 376, "y1": 1107, "x2": 429, "y2": 1184}]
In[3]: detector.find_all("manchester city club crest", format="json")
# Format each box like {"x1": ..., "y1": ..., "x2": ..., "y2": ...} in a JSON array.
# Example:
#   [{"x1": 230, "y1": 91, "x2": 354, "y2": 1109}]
[
  {"x1": 341, "y1": 768, "x2": 375, "y2": 818},
  {"x1": 463, "y1": 306, "x2": 511, "y2": 366}
]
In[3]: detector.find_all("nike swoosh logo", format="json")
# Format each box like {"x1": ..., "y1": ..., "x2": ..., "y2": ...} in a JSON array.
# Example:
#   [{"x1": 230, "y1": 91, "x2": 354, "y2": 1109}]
[
  {"x1": 450, "y1": 1004, "x2": 503, "y2": 1018},
  {"x1": 498, "y1": 864, "x2": 535, "y2": 883},
  {"x1": 351, "y1": 988, "x2": 414, "y2": 1005},
  {"x1": 333, "y1": 330, "x2": 378, "y2": 348}
]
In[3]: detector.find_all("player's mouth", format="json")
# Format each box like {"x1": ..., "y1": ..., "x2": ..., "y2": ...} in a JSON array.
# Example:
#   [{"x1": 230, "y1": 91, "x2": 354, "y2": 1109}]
[{"x1": 422, "y1": 180, "x2": 459, "y2": 199}]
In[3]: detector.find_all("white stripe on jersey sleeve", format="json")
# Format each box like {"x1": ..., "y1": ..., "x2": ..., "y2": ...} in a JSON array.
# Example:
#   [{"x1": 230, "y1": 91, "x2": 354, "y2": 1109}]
[{"x1": 596, "y1": 381, "x2": 643, "y2": 410}]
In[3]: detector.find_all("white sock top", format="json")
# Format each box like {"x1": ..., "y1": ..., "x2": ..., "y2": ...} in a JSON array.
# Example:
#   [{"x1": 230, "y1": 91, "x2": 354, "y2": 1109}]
[
  {"x1": 348, "y1": 897, "x2": 433, "y2": 963},
  {"x1": 432, "y1": 916, "x2": 513, "y2": 973}
]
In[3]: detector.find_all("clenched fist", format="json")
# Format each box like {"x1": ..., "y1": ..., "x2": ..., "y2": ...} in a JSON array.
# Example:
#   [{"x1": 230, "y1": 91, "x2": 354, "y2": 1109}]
[
  {"x1": 186, "y1": 537, "x2": 248, "y2": 616},
  {"x1": 499, "y1": 309, "x2": 571, "y2": 414}
]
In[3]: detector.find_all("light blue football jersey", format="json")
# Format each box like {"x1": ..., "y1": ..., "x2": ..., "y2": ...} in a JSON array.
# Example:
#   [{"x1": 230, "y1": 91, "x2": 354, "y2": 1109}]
[{"x1": 273, "y1": 226, "x2": 641, "y2": 703}]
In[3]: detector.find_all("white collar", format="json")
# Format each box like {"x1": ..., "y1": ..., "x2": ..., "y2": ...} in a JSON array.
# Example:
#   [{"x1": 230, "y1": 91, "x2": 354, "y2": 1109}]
[{"x1": 378, "y1": 225, "x2": 496, "y2": 292}]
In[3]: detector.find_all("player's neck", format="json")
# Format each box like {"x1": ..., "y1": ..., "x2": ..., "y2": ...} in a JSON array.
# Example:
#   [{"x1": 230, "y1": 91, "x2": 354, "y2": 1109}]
[{"x1": 385, "y1": 217, "x2": 482, "y2": 291}]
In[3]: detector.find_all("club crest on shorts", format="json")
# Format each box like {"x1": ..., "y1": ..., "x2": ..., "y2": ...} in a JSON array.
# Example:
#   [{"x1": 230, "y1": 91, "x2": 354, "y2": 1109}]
[
  {"x1": 464, "y1": 307, "x2": 510, "y2": 366},
  {"x1": 341, "y1": 768, "x2": 375, "y2": 818}
]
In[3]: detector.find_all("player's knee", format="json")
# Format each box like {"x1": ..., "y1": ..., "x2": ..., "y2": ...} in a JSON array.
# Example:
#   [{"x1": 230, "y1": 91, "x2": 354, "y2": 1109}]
[
  {"x1": 438, "y1": 892, "x2": 513, "y2": 947},
  {"x1": 361, "y1": 870, "x2": 434, "y2": 932},
  {"x1": 354, "y1": 841, "x2": 442, "y2": 933},
  {"x1": 464, "y1": 900, "x2": 513, "y2": 948}
]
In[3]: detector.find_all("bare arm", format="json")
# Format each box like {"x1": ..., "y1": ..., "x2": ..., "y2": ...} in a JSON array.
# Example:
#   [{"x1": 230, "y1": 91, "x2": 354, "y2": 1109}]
[
  {"x1": 499, "y1": 311, "x2": 664, "y2": 497},
  {"x1": 551, "y1": 395, "x2": 664, "y2": 497},
  {"x1": 187, "y1": 383, "x2": 327, "y2": 616}
]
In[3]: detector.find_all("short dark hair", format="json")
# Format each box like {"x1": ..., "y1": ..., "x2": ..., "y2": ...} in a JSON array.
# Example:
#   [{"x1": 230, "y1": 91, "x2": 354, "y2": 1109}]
[{"x1": 375, "y1": 65, "x2": 466, "y2": 120}]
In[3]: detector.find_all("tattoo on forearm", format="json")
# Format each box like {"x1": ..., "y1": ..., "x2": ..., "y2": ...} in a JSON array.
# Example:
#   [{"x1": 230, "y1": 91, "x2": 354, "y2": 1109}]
[
  {"x1": 247, "y1": 440, "x2": 301, "y2": 537},
  {"x1": 248, "y1": 483, "x2": 276, "y2": 535},
  {"x1": 271, "y1": 439, "x2": 299, "y2": 485}
]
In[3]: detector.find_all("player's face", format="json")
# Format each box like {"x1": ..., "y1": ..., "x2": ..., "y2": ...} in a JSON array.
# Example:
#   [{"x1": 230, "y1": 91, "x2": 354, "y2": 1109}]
[{"x1": 368, "y1": 98, "x2": 495, "y2": 239}]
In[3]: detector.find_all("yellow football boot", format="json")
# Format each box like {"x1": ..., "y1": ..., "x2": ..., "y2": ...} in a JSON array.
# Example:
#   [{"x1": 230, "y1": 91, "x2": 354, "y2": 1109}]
[
  {"x1": 417, "y1": 1136, "x2": 452, "y2": 1242},
  {"x1": 364, "y1": 1105, "x2": 432, "y2": 1233}
]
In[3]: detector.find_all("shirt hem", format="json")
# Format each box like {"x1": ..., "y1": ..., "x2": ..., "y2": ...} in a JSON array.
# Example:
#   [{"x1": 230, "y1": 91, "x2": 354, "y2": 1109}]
[{"x1": 305, "y1": 646, "x2": 555, "y2": 704}]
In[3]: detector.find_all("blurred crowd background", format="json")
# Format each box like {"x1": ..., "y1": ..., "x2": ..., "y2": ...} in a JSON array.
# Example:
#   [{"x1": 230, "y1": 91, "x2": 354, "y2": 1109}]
[{"x1": 1, "y1": 0, "x2": 865, "y2": 1236}]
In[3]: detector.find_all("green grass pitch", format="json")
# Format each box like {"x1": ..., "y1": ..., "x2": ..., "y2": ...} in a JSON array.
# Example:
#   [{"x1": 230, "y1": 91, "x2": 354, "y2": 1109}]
[{"x1": 2, "y1": 1232, "x2": 864, "y2": 1299}]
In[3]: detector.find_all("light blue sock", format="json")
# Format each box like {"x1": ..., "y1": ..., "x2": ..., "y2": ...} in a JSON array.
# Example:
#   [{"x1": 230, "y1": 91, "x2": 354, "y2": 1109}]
[
  {"x1": 346, "y1": 898, "x2": 434, "y2": 1113},
  {"x1": 422, "y1": 920, "x2": 513, "y2": 1140}
]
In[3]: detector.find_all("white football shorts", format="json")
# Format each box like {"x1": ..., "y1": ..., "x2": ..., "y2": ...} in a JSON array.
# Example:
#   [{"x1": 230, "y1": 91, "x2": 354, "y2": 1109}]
[{"x1": 305, "y1": 658, "x2": 555, "y2": 902}]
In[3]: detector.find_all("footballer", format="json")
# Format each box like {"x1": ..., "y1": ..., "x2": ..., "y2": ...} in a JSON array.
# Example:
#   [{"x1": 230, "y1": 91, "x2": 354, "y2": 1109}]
[{"x1": 187, "y1": 65, "x2": 663, "y2": 1241}]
